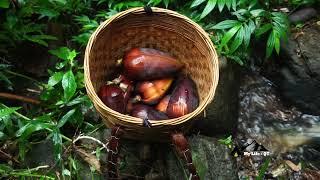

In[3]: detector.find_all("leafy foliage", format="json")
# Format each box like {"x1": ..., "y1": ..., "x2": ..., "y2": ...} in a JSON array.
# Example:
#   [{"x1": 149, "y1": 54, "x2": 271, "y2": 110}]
[{"x1": 194, "y1": 0, "x2": 289, "y2": 64}]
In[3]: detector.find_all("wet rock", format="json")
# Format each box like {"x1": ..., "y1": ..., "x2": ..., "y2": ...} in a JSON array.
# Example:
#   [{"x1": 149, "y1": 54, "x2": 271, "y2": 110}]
[
  {"x1": 93, "y1": 134, "x2": 238, "y2": 179},
  {"x1": 289, "y1": 7, "x2": 318, "y2": 24},
  {"x1": 167, "y1": 135, "x2": 238, "y2": 180},
  {"x1": 277, "y1": 22, "x2": 320, "y2": 115},
  {"x1": 195, "y1": 56, "x2": 241, "y2": 135},
  {"x1": 25, "y1": 140, "x2": 55, "y2": 168}
]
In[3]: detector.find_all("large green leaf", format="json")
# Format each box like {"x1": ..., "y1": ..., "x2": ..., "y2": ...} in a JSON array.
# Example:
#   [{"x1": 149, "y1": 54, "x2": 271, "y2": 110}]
[
  {"x1": 0, "y1": 0, "x2": 10, "y2": 8},
  {"x1": 200, "y1": 0, "x2": 217, "y2": 19},
  {"x1": 191, "y1": 0, "x2": 206, "y2": 8},
  {"x1": 220, "y1": 24, "x2": 242, "y2": 48},
  {"x1": 48, "y1": 72, "x2": 63, "y2": 87},
  {"x1": 229, "y1": 25, "x2": 244, "y2": 53},
  {"x1": 16, "y1": 122, "x2": 54, "y2": 140},
  {"x1": 49, "y1": 47, "x2": 77, "y2": 62},
  {"x1": 62, "y1": 70, "x2": 77, "y2": 102},
  {"x1": 57, "y1": 109, "x2": 76, "y2": 128},
  {"x1": 210, "y1": 20, "x2": 240, "y2": 30}
]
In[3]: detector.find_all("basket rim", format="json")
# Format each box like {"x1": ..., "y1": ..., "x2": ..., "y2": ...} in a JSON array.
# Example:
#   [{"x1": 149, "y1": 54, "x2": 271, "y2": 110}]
[{"x1": 84, "y1": 7, "x2": 219, "y2": 126}]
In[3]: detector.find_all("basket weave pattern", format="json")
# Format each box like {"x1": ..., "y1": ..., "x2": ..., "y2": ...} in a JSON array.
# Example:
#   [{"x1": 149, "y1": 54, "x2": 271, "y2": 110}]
[{"x1": 84, "y1": 7, "x2": 219, "y2": 141}]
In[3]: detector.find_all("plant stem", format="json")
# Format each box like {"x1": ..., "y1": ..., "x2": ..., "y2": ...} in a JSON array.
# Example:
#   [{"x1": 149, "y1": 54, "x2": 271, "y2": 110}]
[
  {"x1": 9, "y1": 172, "x2": 55, "y2": 179},
  {"x1": 4, "y1": 70, "x2": 43, "y2": 86},
  {"x1": 45, "y1": 128, "x2": 72, "y2": 142},
  {"x1": 0, "y1": 103, "x2": 31, "y2": 121}
]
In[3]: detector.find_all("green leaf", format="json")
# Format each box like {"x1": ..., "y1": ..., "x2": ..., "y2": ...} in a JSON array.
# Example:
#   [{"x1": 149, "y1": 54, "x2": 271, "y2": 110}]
[
  {"x1": 0, "y1": 163, "x2": 13, "y2": 172},
  {"x1": 48, "y1": 72, "x2": 63, "y2": 87},
  {"x1": 16, "y1": 122, "x2": 54, "y2": 140},
  {"x1": 66, "y1": 95, "x2": 90, "y2": 106},
  {"x1": 257, "y1": 158, "x2": 271, "y2": 180},
  {"x1": 255, "y1": 23, "x2": 272, "y2": 37},
  {"x1": 49, "y1": 47, "x2": 77, "y2": 62},
  {"x1": 220, "y1": 24, "x2": 242, "y2": 47},
  {"x1": 266, "y1": 30, "x2": 275, "y2": 58},
  {"x1": 227, "y1": 55, "x2": 244, "y2": 66},
  {"x1": 38, "y1": 8, "x2": 60, "y2": 19},
  {"x1": 200, "y1": 0, "x2": 217, "y2": 19},
  {"x1": 210, "y1": 20, "x2": 240, "y2": 30},
  {"x1": 192, "y1": 151, "x2": 208, "y2": 180},
  {"x1": 231, "y1": 0, "x2": 236, "y2": 11},
  {"x1": 18, "y1": 140, "x2": 27, "y2": 161},
  {"x1": 248, "y1": 19, "x2": 256, "y2": 33},
  {"x1": 25, "y1": 35, "x2": 55, "y2": 47},
  {"x1": 62, "y1": 70, "x2": 77, "y2": 102},
  {"x1": 52, "y1": 129, "x2": 62, "y2": 162},
  {"x1": 217, "y1": 0, "x2": 225, "y2": 12},
  {"x1": 243, "y1": 23, "x2": 251, "y2": 49},
  {"x1": 0, "y1": 131, "x2": 6, "y2": 140},
  {"x1": 69, "y1": 108, "x2": 84, "y2": 125},
  {"x1": 274, "y1": 33, "x2": 280, "y2": 55},
  {"x1": 0, "y1": 72, "x2": 13, "y2": 89},
  {"x1": 225, "y1": 0, "x2": 231, "y2": 10},
  {"x1": 57, "y1": 109, "x2": 76, "y2": 129},
  {"x1": 164, "y1": 0, "x2": 169, "y2": 8},
  {"x1": 229, "y1": 25, "x2": 244, "y2": 53},
  {"x1": 0, "y1": 106, "x2": 20, "y2": 118},
  {"x1": 190, "y1": 0, "x2": 206, "y2": 8},
  {"x1": 62, "y1": 169, "x2": 71, "y2": 176},
  {"x1": 250, "y1": 9, "x2": 265, "y2": 17},
  {"x1": 0, "y1": 0, "x2": 10, "y2": 8},
  {"x1": 272, "y1": 22, "x2": 288, "y2": 40},
  {"x1": 52, "y1": 0, "x2": 67, "y2": 5},
  {"x1": 218, "y1": 135, "x2": 232, "y2": 145}
]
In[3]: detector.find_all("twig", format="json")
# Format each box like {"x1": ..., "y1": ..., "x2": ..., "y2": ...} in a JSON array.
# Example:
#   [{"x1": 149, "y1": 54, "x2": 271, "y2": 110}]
[
  {"x1": 26, "y1": 88, "x2": 41, "y2": 94},
  {"x1": 0, "y1": 92, "x2": 41, "y2": 105},
  {"x1": 4, "y1": 70, "x2": 43, "y2": 86},
  {"x1": 0, "y1": 149, "x2": 20, "y2": 164},
  {"x1": 23, "y1": 165, "x2": 50, "y2": 172},
  {"x1": 73, "y1": 134, "x2": 109, "y2": 152}
]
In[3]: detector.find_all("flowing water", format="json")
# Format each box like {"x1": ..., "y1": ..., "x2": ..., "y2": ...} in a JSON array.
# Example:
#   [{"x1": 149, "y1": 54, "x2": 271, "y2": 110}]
[{"x1": 236, "y1": 72, "x2": 320, "y2": 179}]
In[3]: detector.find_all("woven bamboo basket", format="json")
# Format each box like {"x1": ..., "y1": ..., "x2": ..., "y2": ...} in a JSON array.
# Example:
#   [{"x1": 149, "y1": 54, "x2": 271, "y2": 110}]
[{"x1": 84, "y1": 7, "x2": 219, "y2": 142}]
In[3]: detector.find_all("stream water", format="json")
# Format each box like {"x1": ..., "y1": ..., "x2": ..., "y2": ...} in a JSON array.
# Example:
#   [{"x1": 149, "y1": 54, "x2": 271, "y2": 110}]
[{"x1": 236, "y1": 72, "x2": 320, "y2": 179}]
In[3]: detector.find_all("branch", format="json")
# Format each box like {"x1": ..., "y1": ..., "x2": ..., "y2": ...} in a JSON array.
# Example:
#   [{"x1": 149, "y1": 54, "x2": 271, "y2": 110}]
[
  {"x1": 0, "y1": 92, "x2": 40, "y2": 105},
  {"x1": 73, "y1": 135, "x2": 109, "y2": 152}
]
